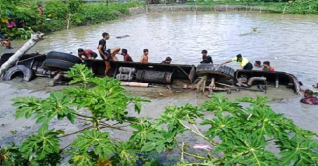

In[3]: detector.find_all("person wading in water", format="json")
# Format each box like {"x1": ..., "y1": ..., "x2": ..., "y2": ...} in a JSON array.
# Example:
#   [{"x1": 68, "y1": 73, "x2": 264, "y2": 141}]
[
  {"x1": 263, "y1": 61, "x2": 275, "y2": 72},
  {"x1": 300, "y1": 89, "x2": 318, "y2": 105},
  {"x1": 1, "y1": 37, "x2": 12, "y2": 49}
]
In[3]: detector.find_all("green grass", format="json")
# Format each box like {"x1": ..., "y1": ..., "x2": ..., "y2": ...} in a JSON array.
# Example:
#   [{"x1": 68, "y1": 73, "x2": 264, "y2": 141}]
[{"x1": 184, "y1": 1, "x2": 318, "y2": 14}]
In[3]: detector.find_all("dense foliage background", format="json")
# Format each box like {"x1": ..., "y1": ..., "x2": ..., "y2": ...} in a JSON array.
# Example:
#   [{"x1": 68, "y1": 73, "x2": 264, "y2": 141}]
[{"x1": 0, "y1": 0, "x2": 142, "y2": 39}]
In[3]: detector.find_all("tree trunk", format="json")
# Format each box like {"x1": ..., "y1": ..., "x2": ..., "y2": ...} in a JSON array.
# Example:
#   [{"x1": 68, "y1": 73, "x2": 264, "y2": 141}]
[
  {"x1": 0, "y1": 32, "x2": 45, "y2": 76},
  {"x1": 67, "y1": 13, "x2": 72, "y2": 30},
  {"x1": 121, "y1": 82, "x2": 149, "y2": 87}
]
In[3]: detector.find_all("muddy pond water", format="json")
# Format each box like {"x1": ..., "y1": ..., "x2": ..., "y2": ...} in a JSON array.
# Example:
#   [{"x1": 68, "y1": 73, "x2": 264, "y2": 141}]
[{"x1": 1, "y1": 11, "x2": 318, "y2": 164}]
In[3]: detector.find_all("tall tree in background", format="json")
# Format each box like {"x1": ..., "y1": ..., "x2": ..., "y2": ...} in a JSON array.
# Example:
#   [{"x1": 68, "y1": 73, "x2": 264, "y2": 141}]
[{"x1": 66, "y1": 0, "x2": 83, "y2": 30}]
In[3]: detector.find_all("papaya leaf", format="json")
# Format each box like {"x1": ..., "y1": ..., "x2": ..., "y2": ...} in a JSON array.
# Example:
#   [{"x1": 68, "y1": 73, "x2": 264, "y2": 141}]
[
  {"x1": 201, "y1": 114, "x2": 237, "y2": 141},
  {"x1": 19, "y1": 129, "x2": 60, "y2": 164},
  {"x1": 201, "y1": 96, "x2": 244, "y2": 116},
  {"x1": 279, "y1": 136, "x2": 318, "y2": 165},
  {"x1": 71, "y1": 129, "x2": 114, "y2": 160},
  {"x1": 12, "y1": 96, "x2": 42, "y2": 119},
  {"x1": 157, "y1": 104, "x2": 203, "y2": 135},
  {"x1": 216, "y1": 133, "x2": 279, "y2": 166},
  {"x1": 66, "y1": 64, "x2": 94, "y2": 86},
  {"x1": 69, "y1": 152, "x2": 96, "y2": 166},
  {"x1": 109, "y1": 141, "x2": 138, "y2": 165}
]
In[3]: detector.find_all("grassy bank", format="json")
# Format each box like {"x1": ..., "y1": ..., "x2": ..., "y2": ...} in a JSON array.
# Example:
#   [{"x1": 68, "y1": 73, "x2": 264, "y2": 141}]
[
  {"x1": 185, "y1": 0, "x2": 318, "y2": 14},
  {"x1": 34, "y1": 2, "x2": 144, "y2": 32},
  {"x1": 0, "y1": 1, "x2": 144, "y2": 40}
]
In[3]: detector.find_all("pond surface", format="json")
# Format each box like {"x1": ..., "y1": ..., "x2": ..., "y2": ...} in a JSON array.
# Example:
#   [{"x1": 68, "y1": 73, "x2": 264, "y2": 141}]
[
  {"x1": 6, "y1": 11, "x2": 318, "y2": 85},
  {"x1": 1, "y1": 11, "x2": 318, "y2": 157}
]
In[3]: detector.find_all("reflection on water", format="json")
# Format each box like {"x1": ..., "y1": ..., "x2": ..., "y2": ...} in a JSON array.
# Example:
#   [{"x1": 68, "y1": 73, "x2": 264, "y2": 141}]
[{"x1": 1, "y1": 11, "x2": 318, "y2": 132}]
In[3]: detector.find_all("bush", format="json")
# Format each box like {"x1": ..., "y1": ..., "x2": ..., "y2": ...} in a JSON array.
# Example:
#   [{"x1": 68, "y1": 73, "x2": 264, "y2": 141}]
[
  {"x1": 0, "y1": 1, "x2": 142, "y2": 39},
  {"x1": 44, "y1": 1, "x2": 68, "y2": 20},
  {"x1": 1, "y1": 64, "x2": 318, "y2": 165},
  {"x1": 32, "y1": 19, "x2": 67, "y2": 33},
  {"x1": 70, "y1": 2, "x2": 140, "y2": 26},
  {"x1": 285, "y1": 0, "x2": 318, "y2": 14},
  {"x1": 14, "y1": 6, "x2": 40, "y2": 26},
  {"x1": 4, "y1": 27, "x2": 34, "y2": 40},
  {"x1": 71, "y1": 4, "x2": 118, "y2": 26}
]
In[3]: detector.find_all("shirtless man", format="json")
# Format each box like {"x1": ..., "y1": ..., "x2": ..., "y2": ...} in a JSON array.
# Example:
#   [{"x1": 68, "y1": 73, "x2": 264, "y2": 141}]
[
  {"x1": 1, "y1": 37, "x2": 12, "y2": 49},
  {"x1": 140, "y1": 49, "x2": 149, "y2": 63},
  {"x1": 97, "y1": 32, "x2": 120, "y2": 76},
  {"x1": 77, "y1": 48, "x2": 97, "y2": 60},
  {"x1": 38, "y1": 5, "x2": 44, "y2": 16}
]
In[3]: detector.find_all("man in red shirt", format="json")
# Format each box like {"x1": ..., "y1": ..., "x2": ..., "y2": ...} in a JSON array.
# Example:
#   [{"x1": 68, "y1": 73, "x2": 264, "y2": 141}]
[
  {"x1": 300, "y1": 89, "x2": 318, "y2": 105},
  {"x1": 263, "y1": 61, "x2": 274, "y2": 72},
  {"x1": 78, "y1": 48, "x2": 98, "y2": 60},
  {"x1": 120, "y1": 49, "x2": 133, "y2": 62}
]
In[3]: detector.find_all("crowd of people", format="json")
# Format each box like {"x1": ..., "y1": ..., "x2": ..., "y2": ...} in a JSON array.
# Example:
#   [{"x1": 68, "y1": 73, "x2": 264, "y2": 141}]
[
  {"x1": 199, "y1": 50, "x2": 318, "y2": 105},
  {"x1": 78, "y1": 35, "x2": 275, "y2": 76},
  {"x1": 0, "y1": 5, "x2": 46, "y2": 50},
  {"x1": 77, "y1": 32, "x2": 173, "y2": 76},
  {"x1": 200, "y1": 51, "x2": 274, "y2": 72},
  {"x1": 0, "y1": 17, "x2": 26, "y2": 49}
]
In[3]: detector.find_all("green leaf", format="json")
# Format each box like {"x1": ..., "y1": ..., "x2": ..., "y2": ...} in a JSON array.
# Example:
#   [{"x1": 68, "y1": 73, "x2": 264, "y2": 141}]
[
  {"x1": 215, "y1": 133, "x2": 279, "y2": 165},
  {"x1": 279, "y1": 136, "x2": 318, "y2": 165},
  {"x1": 109, "y1": 141, "x2": 138, "y2": 165},
  {"x1": 201, "y1": 95, "x2": 245, "y2": 116},
  {"x1": 19, "y1": 129, "x2": 60, "y2": 164},
  {"x1": 70, "y1": 152, "x2": 96, "y2": 166},
  {"x1": 71, "y1": 129, "x2": 114, "y2": 160},
  {"x1": 155, "y1": 143, "x2": 165, "y2": 153},
  {"x1": 12, "y1": 96, "x2": 42, "y2": 120},
  {"x1": 141, "y1": 142, "x2": 156, "y2": 152},
  {"x1": 66, "y1": 64, "x2": 94, "y2": 86},
  {"x1": 134, "y1": 103, "x2": 142, "y2": 114},
  {"x1": 35, "y1": 116, "x2": 46, "y2": 124}
]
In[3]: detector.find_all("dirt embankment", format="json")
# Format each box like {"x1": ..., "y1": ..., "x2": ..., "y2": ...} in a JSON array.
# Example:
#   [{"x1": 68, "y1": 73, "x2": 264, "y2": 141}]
[
  {"x1": 145, "y1": 4, "x2": 263, "y2": 13},
  {"x1": 128, "y1": 4, "x2": 264, "y2": 16}
]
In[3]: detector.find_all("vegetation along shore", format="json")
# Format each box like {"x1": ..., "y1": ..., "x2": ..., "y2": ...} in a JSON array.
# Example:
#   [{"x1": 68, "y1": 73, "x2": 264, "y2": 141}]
[
  {"x1": 1, "y1": 0, "x2": 318, "y2": 40},
  {"x1": 0, "y1": 0, "x2": 143, "y2": 40}
]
